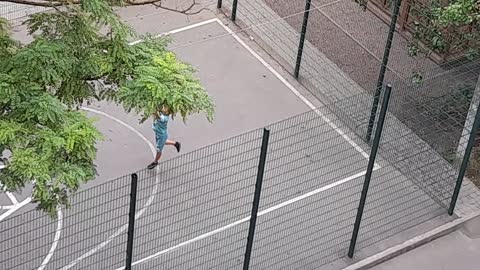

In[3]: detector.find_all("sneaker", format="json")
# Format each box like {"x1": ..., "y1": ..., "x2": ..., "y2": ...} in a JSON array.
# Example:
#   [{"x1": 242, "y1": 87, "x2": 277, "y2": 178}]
[
  {"x1": 147, "y1": 162, "x2": 158, "y2": 170},
  {"x1": 175, "y1": 142, "x2": 181, "y2": 153}
]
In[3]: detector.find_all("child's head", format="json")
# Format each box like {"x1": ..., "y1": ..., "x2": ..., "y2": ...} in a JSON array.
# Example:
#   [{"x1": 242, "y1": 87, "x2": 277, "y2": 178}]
[{"x1": 159, "y1": 105, "x2": 171, "y2": 115}]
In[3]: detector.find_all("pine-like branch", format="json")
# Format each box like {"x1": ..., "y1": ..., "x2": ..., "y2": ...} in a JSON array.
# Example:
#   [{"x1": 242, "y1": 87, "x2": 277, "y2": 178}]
[{"x1": 0, "y1": 0, "x2": 207, "y2": 15}]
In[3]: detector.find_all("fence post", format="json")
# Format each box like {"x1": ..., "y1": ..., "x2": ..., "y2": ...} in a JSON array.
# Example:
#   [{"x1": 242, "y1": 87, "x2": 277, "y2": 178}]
[
  {"x1": 243, "y1": 128, "x2": 270, "y2": 270},
  {"x1": 448, "y1": 98, "x2": 480, "y2": 215},
  {"x1": 125, "y1": 173, "x2": 139, "y2": 270},
  {"x1": 294, "y1": 0, "x2": 312, "y2": 79},
  {"x1": 232, "y1": 0, "x2": 239, "y2": 22},
  {"x1": 366, "y1": 0, "x2": 402, "y2": 143},
  {"x1": 348, "y1": 85, "x2": 392, "y2": 258},
  {"x1": 217, "y1": 0, "x2": 222, "y2": 9}
]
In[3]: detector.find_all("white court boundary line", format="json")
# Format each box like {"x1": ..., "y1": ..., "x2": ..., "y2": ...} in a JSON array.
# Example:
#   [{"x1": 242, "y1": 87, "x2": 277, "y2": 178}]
[
  {"x1": 6, "y1": 191, "x2": 18, "y2": 204},
  {"x1": 117, "y1": 167, "x2": 380, "y2": 269},
  {"x1": 0, "y1": 197, "x2": 32, "y2": 221},
  {"x1": 211, "y1": 18, "x2": 372, "y2": 161},
  {"x1": 128, "y1": 18, "x2": 218, "y2": 45},
  {"x1": 0, "y1": 174, "x2": 32, "y2": 221}
]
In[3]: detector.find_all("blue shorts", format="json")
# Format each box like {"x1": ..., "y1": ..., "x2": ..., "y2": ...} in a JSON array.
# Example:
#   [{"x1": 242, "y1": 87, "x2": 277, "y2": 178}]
[{"x1": 155, "y1": 131, "x2": 168, "y2": 152}]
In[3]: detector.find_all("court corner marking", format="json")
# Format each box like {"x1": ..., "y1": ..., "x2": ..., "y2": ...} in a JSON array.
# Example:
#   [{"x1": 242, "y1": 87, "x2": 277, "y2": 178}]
[
  {"x1": 212, "y1": 18, "x2": 373, "y2": 162},
  {"x1": 0, "y1": 197, "x2": 32, "y2": 221}
]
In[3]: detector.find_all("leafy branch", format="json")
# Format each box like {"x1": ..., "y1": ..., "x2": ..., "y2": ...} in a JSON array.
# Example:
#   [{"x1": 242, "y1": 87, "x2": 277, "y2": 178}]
[
  {"x1": 0, "y1": 0, "x2": 214, "y2": 217},
  {"x1": 408, "y1": 0, "x2": 480, "y2": 60},
  {"x1": 0, "y1": 0, "x2": 209, "y2": 15}
]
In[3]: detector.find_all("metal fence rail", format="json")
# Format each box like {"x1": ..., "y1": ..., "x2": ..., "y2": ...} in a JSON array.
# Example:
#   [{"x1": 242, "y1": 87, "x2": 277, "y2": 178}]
[
  {"x1": 3, "y1": 87, "x2": 477, "y2": 269},
  {"x1": 0, "y1": 1, "x2": 50, "y2": 25}
]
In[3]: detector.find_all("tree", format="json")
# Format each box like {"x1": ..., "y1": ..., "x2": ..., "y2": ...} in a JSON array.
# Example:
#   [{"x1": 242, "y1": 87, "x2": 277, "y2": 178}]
[
  {"x1": 355, "y1": 0, "x2": 479, "y2": 71},
  {"x1": 407, "y1": 0, "x2": 479, "y2": 62},
  {"x1": 0, "y1": 0, "x2": 214, "y2": 217}
]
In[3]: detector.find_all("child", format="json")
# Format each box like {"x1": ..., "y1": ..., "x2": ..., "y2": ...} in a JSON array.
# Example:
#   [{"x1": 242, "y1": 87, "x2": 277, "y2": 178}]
[{"x1": 147, "y1": 106, "x2": 181, "y2": 170}]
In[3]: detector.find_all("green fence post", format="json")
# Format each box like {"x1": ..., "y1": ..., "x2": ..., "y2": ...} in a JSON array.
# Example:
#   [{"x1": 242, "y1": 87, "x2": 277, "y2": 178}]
[
  {"x1": 243, "y1": 128, "x2": 270, "y2": 270},
  {"x1": 232, "y1": 0, "x2": 239, "y2": 21},
  {"x1": 348, "y1": 85, "x2": 392, "y2": 258},
  {"x1": 366, "y1": 0, "x2": 402, "y2": 143},
  {"x1": 294, "y1": 0, "x2": 312, "y2": 79},
  {"x1": 125, "y1": 173, "x2": 138, "y2": 270},
  {"x1": 448, "y1": 98, "x2": 480, "y2": 215}
]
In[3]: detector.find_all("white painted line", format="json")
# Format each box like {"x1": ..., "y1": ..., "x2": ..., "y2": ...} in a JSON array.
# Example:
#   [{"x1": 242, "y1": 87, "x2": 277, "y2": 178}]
[
  {"x1": 60, "y1": 107, "x2": 160, "y2": 270},
  {"x1": 122, "y1": 216, "x2": 251, "y2": 268},
  {"x1": 6, "y1": 192, "x2": 18, "y2": 205},
  {"x1": 38, "y1": 207, "x2": 63, "y2": 270},
  {"x1": 119, "y1": 168, "x2": 378, "y2": 269},
  {"x1": 212, "y1": 19, "x2": 373, "y2": 162},
  {"x1": 0, "y1": 197, "x2": 32, "y2": 221},
  {"x1": 0, "y1": 205, "x2": 14, "y2": 210},
  {"x1": 258, "y1": 168, "x2": 376, "y2": 216},
  {"x1": 128, "y1": 18, "x2": 219, "y2": 45},
  {"x1": 0, "y1": 181, "x2": 19, "y2": 205}
]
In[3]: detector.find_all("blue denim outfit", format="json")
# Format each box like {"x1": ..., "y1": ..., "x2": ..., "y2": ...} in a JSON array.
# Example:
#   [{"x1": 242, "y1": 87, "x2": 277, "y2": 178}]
[{"x1": 152, "y1": 114, "x2": 169, "y2": 152}]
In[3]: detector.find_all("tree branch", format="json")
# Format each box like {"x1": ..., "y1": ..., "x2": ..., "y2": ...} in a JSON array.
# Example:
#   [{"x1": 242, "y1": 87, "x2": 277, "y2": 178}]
[
  {"x1": 0, "y1": 0, "x2": 205, "y2": 10},
  {"x1": 0, "y1": 0, "x2": 69, "y2": 7},
  {"x1": 152, "y1": 0, "x2": 209, "y2": 16}
]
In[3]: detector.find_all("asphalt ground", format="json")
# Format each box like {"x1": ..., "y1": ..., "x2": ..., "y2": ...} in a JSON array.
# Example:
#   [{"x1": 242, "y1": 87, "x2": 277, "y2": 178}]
[{"x1": 0, "y1": 5, "x2": 450, "y2": 270}]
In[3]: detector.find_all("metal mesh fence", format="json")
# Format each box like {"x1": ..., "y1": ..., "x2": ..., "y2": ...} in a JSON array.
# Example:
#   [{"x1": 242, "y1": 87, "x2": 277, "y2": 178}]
[
  {"x1": 0, "y1": 174, "x2": 131, "y2": 270},
  {"x1": 130, "y1": 129, "x2": 264, "y2": 269},
  {"x1": 219, "y1": 0, "x2": 480, "y2": 213},
  {"x1": 0, "y1": 1, "x2": 50, "y2": 25},
  {"x1": 0, "y1": 92, "x2": 464, "y2": 269},
  {"x1": 218, "y1": 0, "x2": 479, "y2": 152}
]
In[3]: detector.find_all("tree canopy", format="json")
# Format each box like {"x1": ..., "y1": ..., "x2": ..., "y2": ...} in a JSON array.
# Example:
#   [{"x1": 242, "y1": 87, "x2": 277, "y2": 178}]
[{"x1": 0, "y1": 0, "x2": 214, "y2": 216}]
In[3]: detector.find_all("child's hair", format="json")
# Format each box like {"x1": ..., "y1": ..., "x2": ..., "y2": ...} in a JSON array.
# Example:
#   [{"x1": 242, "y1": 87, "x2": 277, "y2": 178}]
[{"x1": 159, "y1": 105, "x2": 171, "y2": 115}]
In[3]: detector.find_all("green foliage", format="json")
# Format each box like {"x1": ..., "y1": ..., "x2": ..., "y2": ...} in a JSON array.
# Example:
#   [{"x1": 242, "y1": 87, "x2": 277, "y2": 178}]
[
  {"x1": 117, "y1": 40, "x2": 215, "y2": 123},
  {"x1": 0, "y1": 0, "x2": 214, "y2": 217},
  {"x1": 353, "y1": 0, "x2": 478, "y2": 84},
  {"x1": 408, "y1": 0, "x2": 479, "y2": 60}
]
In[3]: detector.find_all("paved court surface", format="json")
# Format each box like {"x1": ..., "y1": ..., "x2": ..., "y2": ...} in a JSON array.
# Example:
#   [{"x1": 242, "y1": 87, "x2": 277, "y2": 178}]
[
  {"x1": 0, "y1": 17, "x2": 315, "y2": 270},
  {"x1": 0, "y1": 6, "x2": 453, "y2": 270}
]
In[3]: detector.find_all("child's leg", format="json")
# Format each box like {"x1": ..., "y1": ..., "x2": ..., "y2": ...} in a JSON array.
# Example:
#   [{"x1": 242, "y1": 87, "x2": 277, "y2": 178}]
[
  {"x1": 166, "y1": 139, "x2": 181, "y2": 152},
  {"x1": 165, "y1": 140, "x2": 176, "y2": 145},
  {"x1": 154, "y1": 151, "x2": 162, "y2": 162},
  {"x1": 148, "y1": 132, "x2": 167, "y2": 169}
]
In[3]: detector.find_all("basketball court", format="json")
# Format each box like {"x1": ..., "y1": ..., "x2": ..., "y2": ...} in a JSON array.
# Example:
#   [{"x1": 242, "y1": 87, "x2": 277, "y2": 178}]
[{"x1": 0, "y1": 16, "x2": 446, "y2": 270}]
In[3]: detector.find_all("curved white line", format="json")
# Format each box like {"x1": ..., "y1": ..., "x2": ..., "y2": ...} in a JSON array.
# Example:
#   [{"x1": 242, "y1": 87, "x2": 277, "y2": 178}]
[
  {"x1": 37, "y1": 207, "x2": 63, "y2": 270},
  {"x1": 59, "y1": 107, "x2": 160, "y2": 270}
]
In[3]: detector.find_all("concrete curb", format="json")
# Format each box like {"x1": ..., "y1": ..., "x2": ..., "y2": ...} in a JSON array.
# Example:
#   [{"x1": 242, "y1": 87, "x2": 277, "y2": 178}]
[{"x1": 342, "y1": 210, "x2": 480, "y2": 270}]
